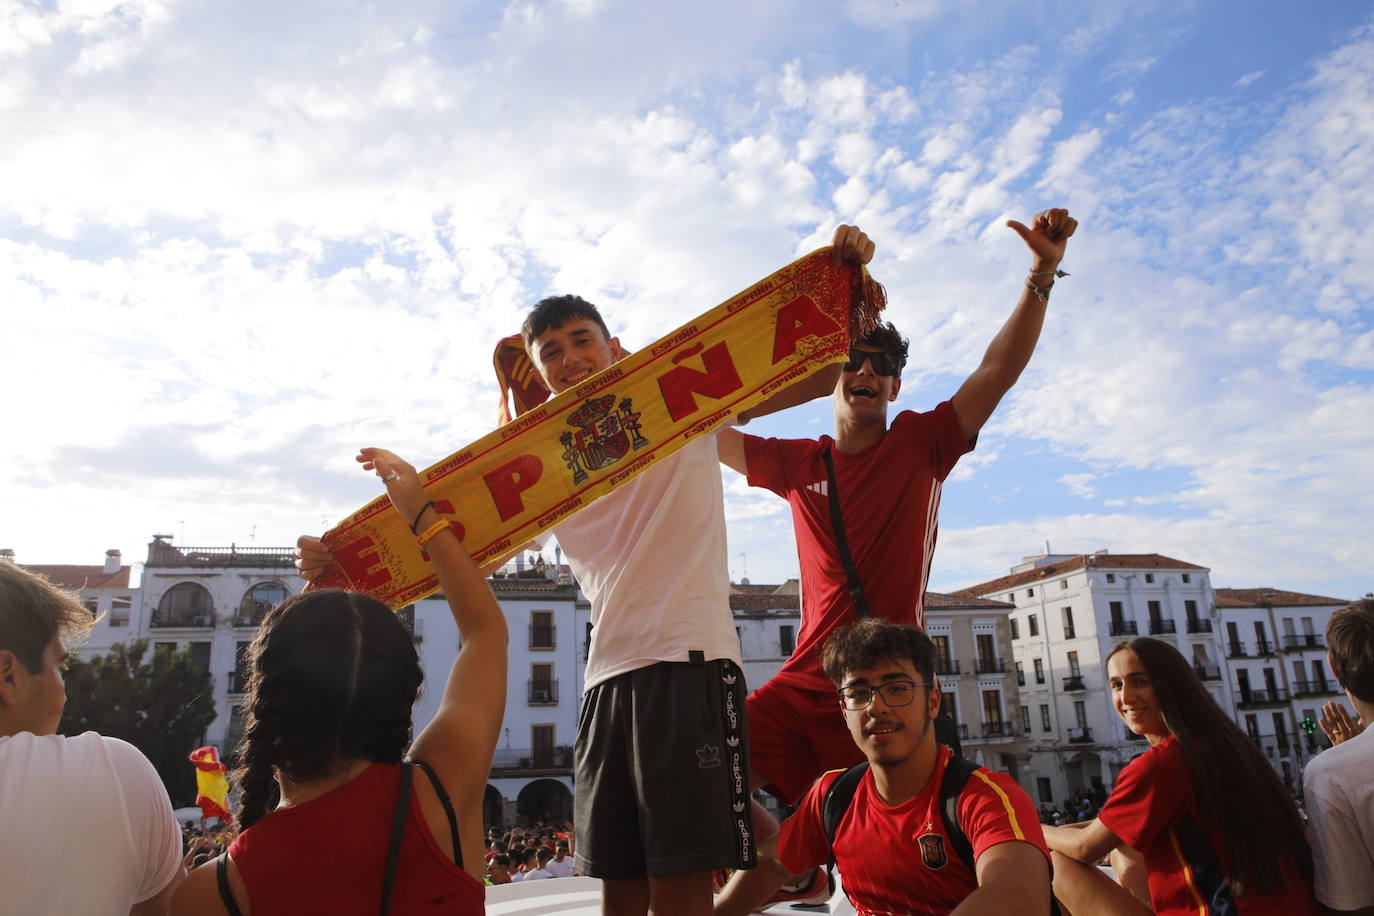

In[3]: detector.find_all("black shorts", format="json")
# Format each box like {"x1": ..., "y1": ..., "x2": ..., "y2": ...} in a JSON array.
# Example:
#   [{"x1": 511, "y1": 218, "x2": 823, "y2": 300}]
[{"x1": 572, "y1": 657, "x2": 756, "y2": 880}]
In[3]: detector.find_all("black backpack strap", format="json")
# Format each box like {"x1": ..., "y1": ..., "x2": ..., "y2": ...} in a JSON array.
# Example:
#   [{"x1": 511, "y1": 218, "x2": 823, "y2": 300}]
[
  {"x1": 821, "y1": 447, "x2": 869, "y2": 619},
  {"x1": 938, "y1": 754, "x2": 979, "y2": 872},
  {"x1": 409, "y1": 758, "x2": 462, "y2": 869},
  {"x1": 379, "y1": 761, "x2": 414, "y2": 916},
  {"x1": 939, "y1": 755, "x2": 1063, "y2": 915},
  {"x1": 215, "y1": 854, "x2": 246, "y2": 916},
  {"x1": 821, "y1": 762, "x2": 869, "y2": 852}
]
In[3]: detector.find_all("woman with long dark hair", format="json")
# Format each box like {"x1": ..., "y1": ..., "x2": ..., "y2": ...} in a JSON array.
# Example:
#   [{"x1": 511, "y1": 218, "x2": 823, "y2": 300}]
[
  {"x1": 1043, "y1": 637, "x2": 1317, "y2": 915},
  {"x1": 172, "y1": 448, "x2": 507, "y2": 915}
]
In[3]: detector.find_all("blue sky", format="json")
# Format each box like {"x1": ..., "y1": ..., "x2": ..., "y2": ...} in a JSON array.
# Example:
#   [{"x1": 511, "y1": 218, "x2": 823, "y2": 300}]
[{"x1": 2, "y1": 0, "x2": 1371, "y2": 601}]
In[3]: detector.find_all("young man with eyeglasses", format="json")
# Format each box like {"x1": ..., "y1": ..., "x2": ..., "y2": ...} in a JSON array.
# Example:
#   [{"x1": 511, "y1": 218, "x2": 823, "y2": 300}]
[
  {"x1": 777, "y1": 619, "x2": 1050, "y2": 915},
  {"x1": 714, "y1": 208, "x2": 1077, "y2": 913}
]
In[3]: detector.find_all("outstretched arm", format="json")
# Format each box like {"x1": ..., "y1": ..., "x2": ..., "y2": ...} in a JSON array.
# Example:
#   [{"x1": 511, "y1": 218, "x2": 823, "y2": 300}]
[
  {"x1": 950, "y1": 208, "x2": 1078, "y2": 443},
  {"x1": 1042, "y1": 818, "x2": 1122, "y2": 863},
  {"x1": 355, "y1": 449, "x2": 509, "y2": 781}
]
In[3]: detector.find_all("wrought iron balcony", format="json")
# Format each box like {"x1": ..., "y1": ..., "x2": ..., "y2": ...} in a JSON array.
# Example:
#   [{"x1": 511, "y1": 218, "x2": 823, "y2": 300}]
[
  {"x1": 1292, "y1": 679, "x2": 1340, "y2": 698},
  {"x1": 529, "y1": 623, "x2": 556, "y2": 650},
  {"x1": 1227, "y1": 641, "x2": 1249, "y2": 658},
  {"x1": 974, "y1": 658, "x2": 1007, "y2": 674},
  {"x1": 1148, "y1": 618, "x2": 1177, "y2": 635},
  {"x1": 1067, "y1": 727, "x2": 1093, "y2": 744},
  {"x1": 150, "y1": 611, "x2": 214, "y2": 629},
  {"x1": 1109, "y1": 620, "x2": 1138, "y2": 637},
  {"x1": 936, "y1": 658, "x2": 961, "y2": 677},
  {"x1": 1282, "y1": 634, "x2": 1325, "y2": 652},
  {"x1": 1254, "y1": 639, "x2": 1276, "y2": 657},
  {"x1": 981, "y1": 721, "x2": 1014, "y2": 738},
  {"x1": 1236, "y1": 688, "x2": 1290, "y2": 708},
  {"x1": 490, "y1": 746, "x2": 574, "y2": 772},
  {"x1": 1062, "y1": 675, "x2": 1087, "y2": 691},
  {"x1": 1192, "y1": 664, "x2": 1221, "y2": 681},
  {"x1": 527, "y1": 680, "x2": 559, "y2": 705},
  {"x1": 1186, "y1": 618, "x2": 1213, "y2": 634}
]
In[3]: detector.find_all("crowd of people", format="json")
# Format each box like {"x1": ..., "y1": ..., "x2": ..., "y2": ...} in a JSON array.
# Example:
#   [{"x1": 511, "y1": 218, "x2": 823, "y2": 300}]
[{"x1": 3, "y1": 210, "x2": 1373, "y2": 916}]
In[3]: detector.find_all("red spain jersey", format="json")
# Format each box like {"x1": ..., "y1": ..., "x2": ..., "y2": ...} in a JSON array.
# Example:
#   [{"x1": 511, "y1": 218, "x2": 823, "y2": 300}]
[
  {"x1": 1097, "y1": 736, "x2": 1318, "y2": 915},
  {"x1": 743, "y1": 402, "x2": 972, "y2": 692},
  {"x1": 778, "y1": 745, "x2": 1049, "y2": 915}
]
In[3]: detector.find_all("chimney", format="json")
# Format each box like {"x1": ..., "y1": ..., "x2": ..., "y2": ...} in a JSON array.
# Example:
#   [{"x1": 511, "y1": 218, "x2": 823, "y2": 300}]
[{"x1": 104, "y1": 549, "x2": 122, "y2": 575}]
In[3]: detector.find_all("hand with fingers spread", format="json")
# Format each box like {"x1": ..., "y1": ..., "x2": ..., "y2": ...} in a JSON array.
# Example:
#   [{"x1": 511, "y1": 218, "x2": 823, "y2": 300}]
[
  {"x1": 830, "y1": 224, "x2": 876, "y2": 266},
  {"x1": 1319, "y1": 699, "x2": 1364, "y2": 746},
  {"x1": 1007, "y1": 208, "x2": 1079, "y2": 274}
]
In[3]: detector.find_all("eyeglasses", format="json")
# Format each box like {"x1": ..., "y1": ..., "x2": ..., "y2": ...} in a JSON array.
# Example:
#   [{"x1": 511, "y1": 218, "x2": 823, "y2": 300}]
[
  {"x1": 843, "y1": 348, "x2": 902, "y2": 377},
  {"x1": 837, "y1": 680, "x2": 931, "y2": 710}
]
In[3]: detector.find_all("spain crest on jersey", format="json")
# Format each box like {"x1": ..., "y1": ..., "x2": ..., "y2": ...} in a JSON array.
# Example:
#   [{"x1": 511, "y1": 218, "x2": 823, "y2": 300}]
[
  {"x1": 918, "y1": 832, "x2": 948, "y2": 870},
  {"x1": 560, "y1": 394, "x2": 649, "y2": 484}
]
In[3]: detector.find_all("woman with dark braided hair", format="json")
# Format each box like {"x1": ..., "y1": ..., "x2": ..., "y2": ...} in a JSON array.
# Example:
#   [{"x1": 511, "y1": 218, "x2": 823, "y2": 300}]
[
  {"x1": 1043, "y1": 637, "x2": 1317, "y2": 915},
  {"x1": 172, "y1": 448, "x2": 506, "y2": 915}
]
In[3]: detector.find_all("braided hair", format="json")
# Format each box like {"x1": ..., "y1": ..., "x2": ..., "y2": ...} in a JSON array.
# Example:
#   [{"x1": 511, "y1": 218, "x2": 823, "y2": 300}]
[{"x1": 233, "y1": 588, "x2": 422, "y2": 828}]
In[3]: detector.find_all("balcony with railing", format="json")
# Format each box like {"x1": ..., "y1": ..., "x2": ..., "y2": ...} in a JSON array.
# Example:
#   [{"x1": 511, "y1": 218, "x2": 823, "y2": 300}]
[
  {"x1": 1109, "y1": 620, "x2": 1138, "y2": 637},
  {"x1": 1148, "y1": 618, "x2": 1177, "y2": 635},
  {"x1": 973, "y1": 657, "x2": 1007, "y2": 674},
  {"x1": 936, "y1": 658, "x2": 961, "y2": 677},
  {"x1": 1062, "y1": 675, "x2": 1087, "y2": 691},
  {"x1": 1282, "y1": 634, "x2": 1325, "y2": 652},
  {"x1": 227, "y1": 670, "x2": 250, "y2": 695},
  {"x1": 1186, "y1": 618, "x2": 1213, "y2": 634},
  {"x1": 490, "y1": 746, "x2": 574, "y2": 773},
  {"x1": 1227, "y1": 641, "x2": 1249, "y2": 658},
  {"x1": 1292, "y1": 679, "x2": 1341, "y2": 698},
  {"x1": 1236, "y1": 688, "x2": 1290, "y2": 708},
  {"x1": 980, "y1": 721, "x2": 1015, "y2": 739},
  {"x1": 1192, "y1": 664, "x2": 1221, "y2": 681},
  {"x1": 529, "y1": 623, "x2": 556, "y2": 650},
  {"x1": 150, "y1": 610, "x2": 215, "y2": 629},
  {"x1": 1254, "y1": 639, "x2": 1276, "y2": 657},
  {"x1": 1063, "y1": 625, "x2": 1076, "y2": 639},
  {"x1": 528, "y1": 680, "x2": 559, "y2": 705},
  {"x1": 1067, "y1": 727, "x2": 1093, "y2": 744}
]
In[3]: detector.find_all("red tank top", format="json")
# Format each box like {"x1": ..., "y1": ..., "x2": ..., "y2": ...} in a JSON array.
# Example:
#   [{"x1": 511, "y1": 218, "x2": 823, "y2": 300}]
[{"x1": 228, "y1": 762, "x2": 484, "y2": 914}]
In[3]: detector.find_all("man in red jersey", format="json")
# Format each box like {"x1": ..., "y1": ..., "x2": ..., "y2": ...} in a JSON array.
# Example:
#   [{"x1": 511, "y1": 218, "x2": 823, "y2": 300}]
[
  {"x1": 777, "y1": 619, "x2": 1050, "y2": 915},
  {"x1": 715, "y1": 208, "x2": 1077, "y2": 913}
]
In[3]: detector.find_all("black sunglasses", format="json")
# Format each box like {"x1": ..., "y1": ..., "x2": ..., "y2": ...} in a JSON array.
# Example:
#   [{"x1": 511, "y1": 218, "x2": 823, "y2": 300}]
[{"x1": 843, "y1": 348, "x2": 902, "y2": 377}]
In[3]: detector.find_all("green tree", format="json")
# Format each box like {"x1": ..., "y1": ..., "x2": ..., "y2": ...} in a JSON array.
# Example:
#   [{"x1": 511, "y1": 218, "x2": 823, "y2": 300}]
[{"x1": 60, "y1": 639, "x2": 219, "y2": 808}]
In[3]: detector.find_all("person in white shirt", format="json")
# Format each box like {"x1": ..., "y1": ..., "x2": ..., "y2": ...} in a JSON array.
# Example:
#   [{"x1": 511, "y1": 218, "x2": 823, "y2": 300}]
[
  {"x1": 522, "y1": 848, "x2": 556, "y2": 880},
  {"x1": 546, "y1": 840, "x2": 577, "y2": 877},
  {"x1": 1303, "y1": 597, "x2": 1374, "y2": 916},
  {"x1": 0, "y1": 561, "x2": 183, "y2": 916}
]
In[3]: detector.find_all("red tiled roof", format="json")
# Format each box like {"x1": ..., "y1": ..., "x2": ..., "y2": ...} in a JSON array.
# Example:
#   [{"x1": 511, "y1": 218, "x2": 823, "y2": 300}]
[
  {"x1": 924, "y1": 591, "x2": 1014, "y2": 610},
  {"x1": 730, "y1": 593, "x2": 799, "y2": 611},
  {"x1": 953, "y1": 554, "x2": 1207, "y2": 597},
  {"x1": 1214, "y1": 587, "x2": 1350, "y2": 608},
  {"x1": 20, "y1": 564, "x2": 131, "y2": 590},
  {"x1": 488, "y1": 578, "x2": 568, "y2": 593}
]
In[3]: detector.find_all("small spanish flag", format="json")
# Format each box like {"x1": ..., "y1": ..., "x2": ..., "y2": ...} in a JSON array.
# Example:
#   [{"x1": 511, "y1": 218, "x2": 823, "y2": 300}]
[{"x1": 189, "y1": 746, "x2": 232, "y2": 822}]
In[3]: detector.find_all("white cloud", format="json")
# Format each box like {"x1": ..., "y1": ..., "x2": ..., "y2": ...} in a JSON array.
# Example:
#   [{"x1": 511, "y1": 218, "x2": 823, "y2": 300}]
[{"x1": 1059, "y1": 473, "x2": 1097, "y2": 499}]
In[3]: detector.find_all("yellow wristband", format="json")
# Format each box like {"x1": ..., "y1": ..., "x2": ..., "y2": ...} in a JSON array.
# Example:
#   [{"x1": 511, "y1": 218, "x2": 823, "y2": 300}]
[{"x1": 416, "y1": 518, "x2": 451, "y2": 548}]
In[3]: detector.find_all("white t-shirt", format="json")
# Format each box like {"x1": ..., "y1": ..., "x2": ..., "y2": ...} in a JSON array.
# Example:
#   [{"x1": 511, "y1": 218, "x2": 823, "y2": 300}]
[
  {"x1": 547, "y1": 434, "x2": 741, "y2": 692},
  {"x1": 522, "y1": 866, "x2": 554, "y2": 880},
  {"x1": 0, "y1": 731, "x2": 182, "y2": 916},
  {"x1": 546, "y1": 856, "x2": 576, "y2": 877},
  {"x1": 1303, "y1": 725, "x2": 1374, "y2": 910}
]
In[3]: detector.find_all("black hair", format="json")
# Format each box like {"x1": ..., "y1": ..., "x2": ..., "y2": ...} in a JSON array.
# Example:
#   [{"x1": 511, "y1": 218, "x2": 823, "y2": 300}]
[
  {"x1": 1105, "y1": 638, "x2": 1312, "y2": 895},
  {"x1": 821, "y1": 618, "x2": 936, "y2": 685},
  {"x1": 1327, "y1": 598, "x2": 1374, "y2": 704},
  {"x1": 520, "y1": 295, "x2": 611, "y2": 347},
  {"x1": 858, "y1": 321, "x2": 908, "y2": 371},
  {"x1": 233, "y1": 588, "x2": 422, "y2": 828}
]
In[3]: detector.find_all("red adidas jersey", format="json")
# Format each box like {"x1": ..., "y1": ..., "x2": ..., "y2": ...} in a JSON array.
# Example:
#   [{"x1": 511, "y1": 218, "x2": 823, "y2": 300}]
[
  {"x1": 744, "y1": 403, "x2": 971, "y2": 691},
  {"x1": 1097, "y1": 736, "x2": 1318, "y2": 915},
  {"x1": 778, "y1": 745, "x2": 1049, "y2": 915}
]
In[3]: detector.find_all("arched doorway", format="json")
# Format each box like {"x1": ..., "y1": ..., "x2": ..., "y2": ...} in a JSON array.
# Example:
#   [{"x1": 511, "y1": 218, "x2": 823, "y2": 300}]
[
  {"x1": 1064, "y1": 751, "x2": 1102, "y2": 794},
  {"x1": 483, "y1": 784, "x2": 505, "y2": 830},
  {"x1": 516, "y1": 779, "x2": 573, "y2": 827}
]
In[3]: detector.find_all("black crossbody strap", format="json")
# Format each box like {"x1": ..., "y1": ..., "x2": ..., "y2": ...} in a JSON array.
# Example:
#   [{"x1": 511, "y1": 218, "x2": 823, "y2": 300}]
[
  {"x1": 938, "y1": 754, "x2": 979, "y2": 872},
  {"x1": 822, "y1": 447, "x2": 870, "y2": 619},
  {"x1": 379, "y1": 762, "x2": 414, "y2": 916},
  {"x1": 410, "y1": 758, "x2": 462, "y2": 869},
  {"x1": 215, "y1": 854, "x2": 246, "y2": 916}
]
